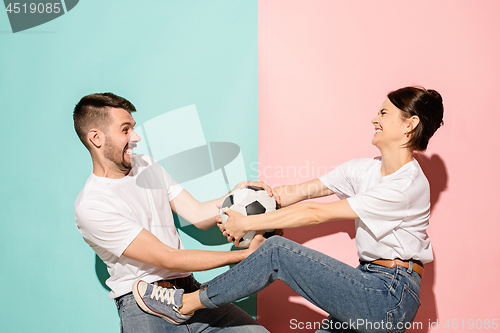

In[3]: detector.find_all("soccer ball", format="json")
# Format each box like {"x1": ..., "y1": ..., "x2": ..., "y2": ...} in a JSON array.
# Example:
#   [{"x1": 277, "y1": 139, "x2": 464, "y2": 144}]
[{"x1": 219, "y1": 186, "x2": 279, "y2": 248}]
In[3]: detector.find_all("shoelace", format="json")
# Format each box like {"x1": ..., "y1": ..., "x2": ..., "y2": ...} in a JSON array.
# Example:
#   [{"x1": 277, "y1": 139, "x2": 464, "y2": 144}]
[{"x1": 149, "y1": 285, "x2": 177, "y2": 305}]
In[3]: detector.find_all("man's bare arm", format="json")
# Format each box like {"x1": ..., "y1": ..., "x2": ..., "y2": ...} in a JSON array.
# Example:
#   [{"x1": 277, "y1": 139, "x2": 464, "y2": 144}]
[
  {"x1": 170, "y1": 181, "x2": 280, "y2": 230},
  {"x1": 170, "y1": 190, "x2": 221, "y2": 230},
  {"x1": 122, "y1": 228, "x2": 259, "y2": 272}
]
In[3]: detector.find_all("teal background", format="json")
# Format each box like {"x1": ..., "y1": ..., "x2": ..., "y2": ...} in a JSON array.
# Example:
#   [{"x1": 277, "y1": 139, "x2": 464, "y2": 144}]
[{"x1": 0, "y1": 1, "x2": 258, "y2": 331}]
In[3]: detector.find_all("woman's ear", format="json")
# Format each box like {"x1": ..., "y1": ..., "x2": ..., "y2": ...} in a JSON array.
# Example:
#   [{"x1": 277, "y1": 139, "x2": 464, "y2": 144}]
[{"x1": 407, "y1": 115, "x2": 420, "y2": 133}]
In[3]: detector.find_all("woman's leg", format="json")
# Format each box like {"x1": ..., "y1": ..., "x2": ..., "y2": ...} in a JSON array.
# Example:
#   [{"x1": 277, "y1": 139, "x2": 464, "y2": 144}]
[
  {"x1": 182, "y1": 236, "x2": 421, "y2": 333},
  {"x1": 197, "y1": 236, "x2": 373, "y2": 321}
]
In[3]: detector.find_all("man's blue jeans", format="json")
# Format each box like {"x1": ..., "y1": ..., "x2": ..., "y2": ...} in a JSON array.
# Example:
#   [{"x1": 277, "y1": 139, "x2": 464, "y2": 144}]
[
  {"x1": 199, "y1": 237, "x2": 422, "y2": 333},
  {"x1": 115, "y1": 281, "x2": 268, "y2": 332}
]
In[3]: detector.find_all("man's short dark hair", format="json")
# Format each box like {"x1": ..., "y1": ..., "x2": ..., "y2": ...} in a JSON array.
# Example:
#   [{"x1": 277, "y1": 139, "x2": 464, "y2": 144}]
[{"x1": 73, "y1": 93, "x2": 136, "y2": 150}]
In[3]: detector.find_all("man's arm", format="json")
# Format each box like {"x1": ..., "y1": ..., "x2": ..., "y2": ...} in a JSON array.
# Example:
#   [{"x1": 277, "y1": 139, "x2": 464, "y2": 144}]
[
  {"x1": 169, "y1": 190, "x2": 221, "y2": 230},
  {"x1": 170, "y1": 181, "x2": 280, "y2": 230},
  {"x1": 122, "y1": 228, "x2": 262, "y2": 272}
]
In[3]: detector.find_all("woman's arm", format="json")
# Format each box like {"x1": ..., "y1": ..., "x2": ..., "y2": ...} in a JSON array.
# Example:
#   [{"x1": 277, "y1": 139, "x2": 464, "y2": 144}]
[
  {"x1": 274, "y1": 178, "x2": 335, "y2": 207},
  {"x1": 220, "y1": 199, "x2": 359, "y2": 247}
]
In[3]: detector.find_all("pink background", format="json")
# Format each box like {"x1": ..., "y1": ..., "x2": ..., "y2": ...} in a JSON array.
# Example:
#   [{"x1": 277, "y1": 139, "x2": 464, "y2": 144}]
[{"x1": 257, "y1": 1, "x2": 500, "y2": 332}]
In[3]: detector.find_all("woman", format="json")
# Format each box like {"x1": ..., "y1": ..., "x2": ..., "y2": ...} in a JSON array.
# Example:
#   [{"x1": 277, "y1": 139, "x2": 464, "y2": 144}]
[{"x1": 133, "y1": 86, "x2": 444, "y2": 333}]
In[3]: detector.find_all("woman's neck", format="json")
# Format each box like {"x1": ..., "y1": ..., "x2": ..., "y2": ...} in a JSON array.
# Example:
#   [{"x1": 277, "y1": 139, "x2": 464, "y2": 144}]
[{"x1": 379, "y1": 148, "x2": 414, "y2": 177}]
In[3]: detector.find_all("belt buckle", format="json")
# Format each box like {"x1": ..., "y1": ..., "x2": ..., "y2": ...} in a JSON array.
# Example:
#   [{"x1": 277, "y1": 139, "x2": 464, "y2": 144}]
[{"x1": 385, "y1": 260, "x2": 398, "y2": 268}]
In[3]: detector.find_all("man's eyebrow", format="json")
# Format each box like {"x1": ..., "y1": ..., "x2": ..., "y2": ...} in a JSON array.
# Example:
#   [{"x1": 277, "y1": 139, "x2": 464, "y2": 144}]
[{"x1": 120, "y1": 121, "x2": 135, "y2": 127}]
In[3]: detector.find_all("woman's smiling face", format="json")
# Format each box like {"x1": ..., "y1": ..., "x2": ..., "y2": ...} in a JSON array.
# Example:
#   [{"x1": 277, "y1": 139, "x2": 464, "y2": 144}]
[{"x1": 371, "y1": 98, "x2": 411, "y2": 151}]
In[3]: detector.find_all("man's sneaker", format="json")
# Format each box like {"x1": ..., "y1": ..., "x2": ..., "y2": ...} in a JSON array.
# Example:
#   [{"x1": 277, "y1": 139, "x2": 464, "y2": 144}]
[{"x1": 132, "y1": 280, "x2": 193, "y2": 325}]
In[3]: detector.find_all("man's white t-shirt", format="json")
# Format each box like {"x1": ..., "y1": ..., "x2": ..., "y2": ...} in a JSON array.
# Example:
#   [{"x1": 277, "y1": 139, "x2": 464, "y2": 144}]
[
  {"x1": 319, "y1": 157, "x2": 433, "y2": 264},
  {"x1": 74, "y1": 155, "x2": 191, "y2": 299}
]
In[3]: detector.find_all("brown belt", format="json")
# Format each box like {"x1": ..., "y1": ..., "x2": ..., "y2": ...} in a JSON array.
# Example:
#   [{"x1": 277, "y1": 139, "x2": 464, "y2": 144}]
[
  {"x1": 363, "y1": 259, "x2": 424, "y2": 277},
  {"x1": 156, "y1": 275, "x2": 194, "y2": 289}
]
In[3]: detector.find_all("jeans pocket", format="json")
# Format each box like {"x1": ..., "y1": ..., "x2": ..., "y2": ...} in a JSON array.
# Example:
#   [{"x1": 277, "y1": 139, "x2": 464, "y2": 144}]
[
  {"x1": 386, "y1": 284, "x2": 421, "y2": 333},
  {"x1": 365, "y1": 264, "x2": 396, "y2": 291},
  {"x1": 116, "y1": 294, "x2": 137, "y2": 316}
]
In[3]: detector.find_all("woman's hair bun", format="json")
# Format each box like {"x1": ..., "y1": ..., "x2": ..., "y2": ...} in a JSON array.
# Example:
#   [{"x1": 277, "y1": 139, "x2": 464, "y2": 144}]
[
  {"x1": 388, "y1": 86, "x2": 444, "y2": 151},
  {"x1": 427, "y1": 89, "x2": 442, "y2": 102},
  {"x1": 424, "y1": 89, "x2": 444, "y2": 132}
]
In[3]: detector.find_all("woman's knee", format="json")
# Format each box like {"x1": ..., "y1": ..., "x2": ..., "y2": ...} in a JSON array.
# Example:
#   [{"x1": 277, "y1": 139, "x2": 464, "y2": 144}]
[
  {"x1": 263, "y1": 235, "x2": 286, "y2": 247},
  {"x1": 262, "y1": 235, "x2": 298, "y2": 249}
]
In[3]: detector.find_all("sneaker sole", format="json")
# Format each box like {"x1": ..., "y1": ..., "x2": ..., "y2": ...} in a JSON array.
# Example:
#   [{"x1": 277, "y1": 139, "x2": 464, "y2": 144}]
[{"x1": 132, "y1": 280, "x2": 184, "y2": 325}]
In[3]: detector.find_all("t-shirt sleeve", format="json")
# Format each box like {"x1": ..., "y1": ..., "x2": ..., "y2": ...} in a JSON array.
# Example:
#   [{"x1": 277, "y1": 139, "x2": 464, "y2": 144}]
[
  {"x1": 319, "y1": 159, "x2": 357, "y2": 199},
  {"x1": 75, "y1": 200, "x2": 143, "y2": 257},
  {"x1": 347, "y1": 183, "x2": 408, "y2": 239},
  {"x1": 164, "y1": 170, "x2": 183, "y2": 201}
]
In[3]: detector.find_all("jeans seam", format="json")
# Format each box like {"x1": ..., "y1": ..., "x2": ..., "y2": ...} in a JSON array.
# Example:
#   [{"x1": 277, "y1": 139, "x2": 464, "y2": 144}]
[
  {"x1": 397, "y1": 266, "x2": 421, "y2": 286},
  {"x1": 365, "y1": 264, "x2": 395, "y2": 279},
  {"x1": 271, "y1": 242, "x2": 363, "y2": 285},
  {"x1": 116, "y1": 294, "x2": 136, "y2": 313},
  {"x1": 403, "y1": 284, "x2": 421, "y2": 305},
  {"x1": 386, "y1": 284, "x2": 421, "y2": 333}
]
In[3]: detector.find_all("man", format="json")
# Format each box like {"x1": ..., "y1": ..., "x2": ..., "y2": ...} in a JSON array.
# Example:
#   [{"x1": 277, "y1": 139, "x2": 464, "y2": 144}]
[{"x1": 73, "y1": 92, "x2": 270, "y2": 332}]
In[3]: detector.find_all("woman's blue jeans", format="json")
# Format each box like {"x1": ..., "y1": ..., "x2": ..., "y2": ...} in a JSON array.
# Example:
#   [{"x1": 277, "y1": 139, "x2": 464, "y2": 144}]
[{"x1": 199, "y1": 236, "x2": 422, "y2": 333}]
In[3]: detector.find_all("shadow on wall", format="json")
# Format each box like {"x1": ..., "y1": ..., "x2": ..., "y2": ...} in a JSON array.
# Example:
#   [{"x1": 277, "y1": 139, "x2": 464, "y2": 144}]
[
  {"x1": 95, "y1": 255, "x2": 111, "y2": 292},
  {"x1": 258, "y1": 153, "x2": 448, "y2": 333},
  {"x1": 173, "y1": 213, "x2": 228, "y2": 246},
  {"x1": 411, "y1": 153, "x2": 448, "y2": 332}
]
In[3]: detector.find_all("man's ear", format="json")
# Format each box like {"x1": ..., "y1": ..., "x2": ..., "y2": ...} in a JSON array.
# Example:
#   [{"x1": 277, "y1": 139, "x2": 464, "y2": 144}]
[{"x1": 88, "y1": 128, "x2": 103, "y2": 149}]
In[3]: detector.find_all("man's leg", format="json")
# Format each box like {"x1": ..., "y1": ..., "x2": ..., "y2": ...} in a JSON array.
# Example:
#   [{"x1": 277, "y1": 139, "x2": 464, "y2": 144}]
[
  {"x1": 119, "y1": 288, "x2": 268, "y2": 332},
  {"x1": 186, "y1": 304, "x2": 268, "y2": 332},
  {"x1": 116, "y1": 293, "x2": 188, "y2": 333}
]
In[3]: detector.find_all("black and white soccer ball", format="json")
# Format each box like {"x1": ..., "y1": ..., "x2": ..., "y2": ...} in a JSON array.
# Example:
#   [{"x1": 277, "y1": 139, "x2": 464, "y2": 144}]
[{"x1": 219, "y1": 185, "x2": 279, "y2": 248}]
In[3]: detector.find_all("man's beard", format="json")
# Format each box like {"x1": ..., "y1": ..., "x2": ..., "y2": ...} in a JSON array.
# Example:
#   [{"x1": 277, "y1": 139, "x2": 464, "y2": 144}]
[{"x1": 103, "y1": 136, "x2": 132, "y2": 172}]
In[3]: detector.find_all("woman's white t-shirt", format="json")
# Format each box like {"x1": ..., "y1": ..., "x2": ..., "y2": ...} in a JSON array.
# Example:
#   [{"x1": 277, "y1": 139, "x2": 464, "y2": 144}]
[{"x1": 319, "y1": 157, "x2": 433, "y2": 264}]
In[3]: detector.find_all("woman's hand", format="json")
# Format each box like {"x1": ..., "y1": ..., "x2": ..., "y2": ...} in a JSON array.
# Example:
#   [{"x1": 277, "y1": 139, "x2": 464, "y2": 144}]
[
  {"x1": 217, "y1": 208, "x2": 249, "y2": 247},
  {"x1": 230, "y1": 181, "x2": 281, "y2": 207}
]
